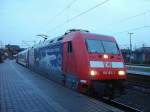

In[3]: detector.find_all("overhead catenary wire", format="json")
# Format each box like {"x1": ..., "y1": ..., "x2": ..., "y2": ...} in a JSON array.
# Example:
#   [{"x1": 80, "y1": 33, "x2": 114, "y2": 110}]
[
  {"x1": 42, "y1": 0, "x2": 78, "y2": 32},
  {"x1": 36, "y1": 0, "x2": 78, "y2": 39},
  {"x1": 66, "y1": 0, "x2": 110, "y2": 22},
  {"x1": 49, "y1": 0, "x2": 78, "y2": 22},
  {"x1": 113, "y1": 25, "x2": 150, "y2": 34},
  {"x1": 107, "y1": 10, "x2": 150, "y2": 27},
  {"x1": 46, "y1": 0, "x2": 110, "y2": 34}
]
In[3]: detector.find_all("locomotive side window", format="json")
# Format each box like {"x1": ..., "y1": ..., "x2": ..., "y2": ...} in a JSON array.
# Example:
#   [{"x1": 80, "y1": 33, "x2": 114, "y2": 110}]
[{"x1": 67, "y1": 41, "x2": 73, "y2": 53}]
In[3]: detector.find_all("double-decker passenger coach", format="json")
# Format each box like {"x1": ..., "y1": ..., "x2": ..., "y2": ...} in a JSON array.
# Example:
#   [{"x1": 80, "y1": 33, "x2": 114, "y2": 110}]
[
  {"x1": 17, "y1": 29, "x2": 126, "y2": 98},
  {"x1": 17, "y1": 49, "x2": 29, "y2": 67}
]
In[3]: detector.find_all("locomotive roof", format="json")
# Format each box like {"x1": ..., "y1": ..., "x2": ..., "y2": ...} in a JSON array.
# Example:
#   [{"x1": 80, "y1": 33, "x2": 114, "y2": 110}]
[
  {"x1": 63, "y1": 30, "x2": 115, "y2": 42},
  {"x1": 31, "y1": 30, "x2": 115, "y2": 48}
]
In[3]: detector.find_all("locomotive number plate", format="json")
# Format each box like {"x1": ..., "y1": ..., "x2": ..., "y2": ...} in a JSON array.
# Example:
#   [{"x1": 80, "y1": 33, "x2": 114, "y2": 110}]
[{"x1": 103, "y1": 71, "x2": 115, "y2": 75}]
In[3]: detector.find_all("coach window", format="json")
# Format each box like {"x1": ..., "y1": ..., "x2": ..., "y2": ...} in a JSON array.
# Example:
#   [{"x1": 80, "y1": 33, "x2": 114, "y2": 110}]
[{"x1": 67, "y1": 41, "x2": 73, "y2": 53}]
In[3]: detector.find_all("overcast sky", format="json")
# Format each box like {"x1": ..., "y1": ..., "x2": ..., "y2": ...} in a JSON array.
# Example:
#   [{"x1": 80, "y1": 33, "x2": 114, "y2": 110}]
[{"x1": 0, "y1": 0, "x2": 150, "y2": 48}]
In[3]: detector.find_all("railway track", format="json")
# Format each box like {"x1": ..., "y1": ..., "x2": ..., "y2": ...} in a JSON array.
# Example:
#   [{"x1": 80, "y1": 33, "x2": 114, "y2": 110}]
[
  {"x1": 105, "y1": 72, "x2": 150, "y2": 112},
  {"x1": 127, "y1": 73, "x2": 150, "y2": 86},
  {"x1": 98, "y1": 72, "x2": 149, "y2": 112},
  {"x1": 101, "y1": 98, "x2": 142, "y2": 112},
  {"x1": 126, "y1": 73, "x2": 150, "y2": 94},
  {"x1": 109, "y1": 100, "x2": 142, "y2": 112}
]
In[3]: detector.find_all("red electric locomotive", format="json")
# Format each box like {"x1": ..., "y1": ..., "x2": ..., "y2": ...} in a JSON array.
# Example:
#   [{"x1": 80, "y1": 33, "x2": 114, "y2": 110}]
[
  {"x1": 62, "y1": 29, "x2": 126, "y2": 97},
  {"x1": 17, "y1": 29, "x2": 126, "y2": 98}
]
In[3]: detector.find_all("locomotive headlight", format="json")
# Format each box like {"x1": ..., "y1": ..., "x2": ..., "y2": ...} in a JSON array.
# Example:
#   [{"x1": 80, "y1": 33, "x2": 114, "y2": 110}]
[
  {"x1": 103, "y1": 54, "x2": 109, "y2": 59},
  {"x1": 118, "y1": 70, "x2": 125, "y2": 76},
  {"x1": 90, "y1": 70, "x2": 97, "y2": 76}
]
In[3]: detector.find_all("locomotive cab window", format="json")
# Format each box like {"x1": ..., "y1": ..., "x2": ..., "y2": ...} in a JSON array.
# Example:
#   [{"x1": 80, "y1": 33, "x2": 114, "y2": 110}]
[
  {"x1": 86, "y1": 39, "x2": 104, "y2": 53},
  {"x1": 67, "y1": 41, "x2": 73, "y2": 53},
  {"x1": 86, "y1": 39, "x2": 120, "y2": 54}
]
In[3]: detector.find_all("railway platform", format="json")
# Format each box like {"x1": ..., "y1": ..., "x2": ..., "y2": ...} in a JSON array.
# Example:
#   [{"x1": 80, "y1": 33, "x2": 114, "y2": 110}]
[
  {"x1": 127, "y1": 70, "x2": 150, "y2": 76},
  {"x1": 0, "y1": 60, "x2": 122, "y2": 112},
  {"x1": 126, "y1": 65, "x2": 150, "y2": 76}
]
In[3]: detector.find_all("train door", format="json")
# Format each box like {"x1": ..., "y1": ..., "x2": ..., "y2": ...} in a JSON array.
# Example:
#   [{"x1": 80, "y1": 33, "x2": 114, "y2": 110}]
[
  {"x1": 63, "y1": 41, "x2": 78, "y2": 88},
  {"x1": 63, "y1": 41, "x2": 74, "y2": 73}
]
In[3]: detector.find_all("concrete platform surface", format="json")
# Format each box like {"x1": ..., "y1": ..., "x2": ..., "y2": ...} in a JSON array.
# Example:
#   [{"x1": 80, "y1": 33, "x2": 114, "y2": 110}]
[
  {"x1": 127, "y1": 70, "x2": 150, "y2": 76},
  {"x1": 0, "y1": 60, "x2": 122, "y2": 112}
]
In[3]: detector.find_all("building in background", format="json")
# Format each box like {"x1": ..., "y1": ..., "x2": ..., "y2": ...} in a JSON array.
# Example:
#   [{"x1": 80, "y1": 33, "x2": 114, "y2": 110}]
[
  {"x1": 5, "y1": 44, "x2": 22, "y2": 59},
  {"x1": 121, "y1": 49, "x2": 131, "y2": 63},
  {"x1": 133, "y1": 47, "x2": 150, "y2": 64},
  {"x1": 121, "y1": 47, "x2": 150, "y2": 65}
]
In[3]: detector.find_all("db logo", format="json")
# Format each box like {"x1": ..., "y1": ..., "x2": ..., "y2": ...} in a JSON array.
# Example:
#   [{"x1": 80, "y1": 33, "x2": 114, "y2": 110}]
[{"x1": 104, "y1": 62, "x2": 112, "y2": 68}]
